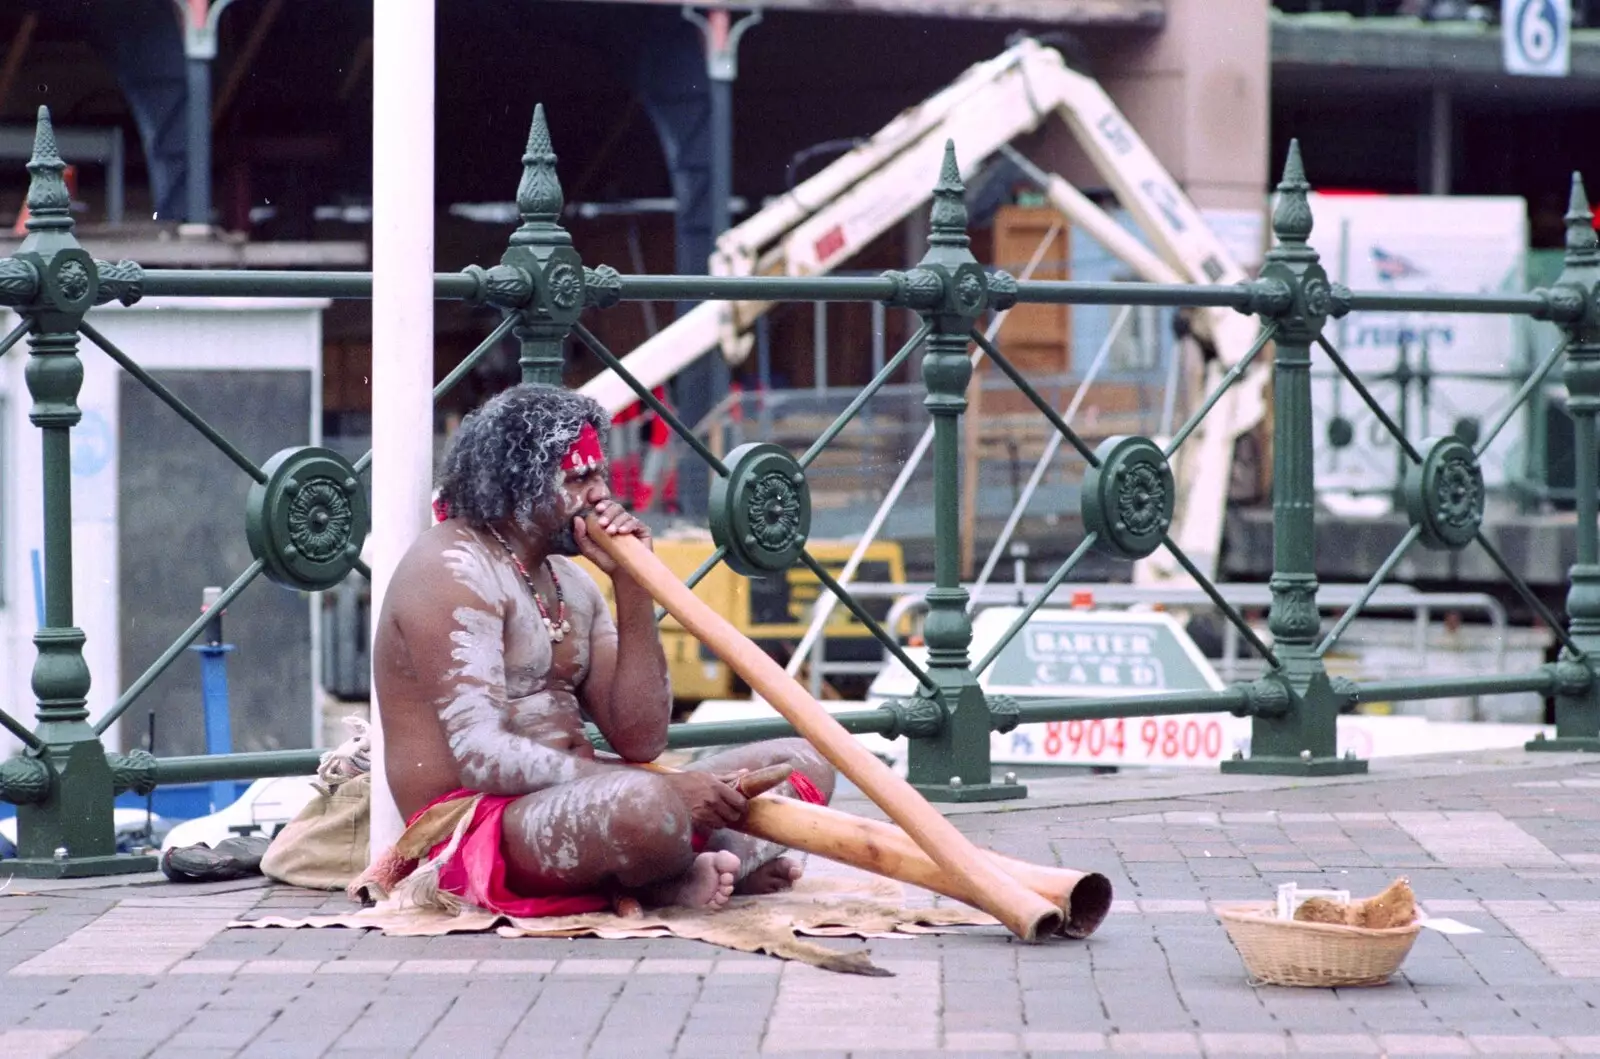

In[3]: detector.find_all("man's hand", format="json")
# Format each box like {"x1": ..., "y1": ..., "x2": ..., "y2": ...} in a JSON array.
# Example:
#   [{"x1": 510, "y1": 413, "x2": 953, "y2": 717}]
[
  {"x1": 661, "y1": 771, "x2": 748, "y2": 831},
  {"x1": 573, "y1": 499, "x2": 652, "y2": 576}
]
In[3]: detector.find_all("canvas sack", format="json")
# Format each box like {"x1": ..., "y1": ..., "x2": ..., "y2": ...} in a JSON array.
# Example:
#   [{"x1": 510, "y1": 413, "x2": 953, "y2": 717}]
[{"x1": 261, "y1": 717, "x2": 373, "y2": 890}]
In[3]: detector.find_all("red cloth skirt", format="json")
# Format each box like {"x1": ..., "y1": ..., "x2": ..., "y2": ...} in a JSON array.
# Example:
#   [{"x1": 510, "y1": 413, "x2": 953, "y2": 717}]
[{"x1": 411, "y1": 768, "x2": 828, "y2": 918}]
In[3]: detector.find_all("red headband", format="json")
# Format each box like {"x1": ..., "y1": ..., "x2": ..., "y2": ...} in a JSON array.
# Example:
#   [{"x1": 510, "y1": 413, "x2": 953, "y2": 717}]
[{"x1": 562, "y1": 422, "x2": 604, "y2": 474}]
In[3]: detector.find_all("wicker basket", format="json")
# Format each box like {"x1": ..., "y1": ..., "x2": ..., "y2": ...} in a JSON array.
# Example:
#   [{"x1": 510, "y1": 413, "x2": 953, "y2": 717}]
[{"x1": 1215, "y1": 902, "x2": 1422, "y2": 987}]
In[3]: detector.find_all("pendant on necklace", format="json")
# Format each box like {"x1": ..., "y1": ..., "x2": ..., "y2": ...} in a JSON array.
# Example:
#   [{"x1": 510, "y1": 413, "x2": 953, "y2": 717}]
[{"x1": 486, "y1": 525, "x2": 570, "y2": 646}]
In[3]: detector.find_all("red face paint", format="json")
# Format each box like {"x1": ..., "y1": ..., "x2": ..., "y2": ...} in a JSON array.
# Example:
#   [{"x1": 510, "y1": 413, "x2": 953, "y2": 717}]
[{"x1": 562, "y1": 422, "x2": 604, "y2": 474}]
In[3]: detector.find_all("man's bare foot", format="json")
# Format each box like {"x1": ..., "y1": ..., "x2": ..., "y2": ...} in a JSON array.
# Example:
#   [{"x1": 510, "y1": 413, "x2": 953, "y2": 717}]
[
  {"x1": 644, "y1": 850, "x2": 741, "y2": 911},
  {"x1": 735, "y1": 856, "x2": 803, "y2": 895}
]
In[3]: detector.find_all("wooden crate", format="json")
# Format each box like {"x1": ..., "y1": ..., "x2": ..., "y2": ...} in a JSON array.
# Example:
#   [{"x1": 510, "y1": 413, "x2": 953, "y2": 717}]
[{"x1": 987, "y1": 204, "x2": 1071, "y2": 409}]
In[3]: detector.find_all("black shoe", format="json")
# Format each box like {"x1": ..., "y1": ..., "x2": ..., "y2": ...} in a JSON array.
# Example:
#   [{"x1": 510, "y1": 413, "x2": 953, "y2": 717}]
[{"x1": 160, "y1": 835, "x2": 272, "y2": 883}]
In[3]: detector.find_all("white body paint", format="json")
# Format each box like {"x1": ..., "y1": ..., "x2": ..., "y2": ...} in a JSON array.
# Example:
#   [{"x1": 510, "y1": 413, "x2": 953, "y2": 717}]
[
  {"x1": 436, "y1": 539, "x2": 610, "y2": 795},
  {"x1": 516, "y1": 771, "x2": 657, "y2": 873},
  {"x1": 424, "y1": 530, "x2": 807, "y2": 894}
]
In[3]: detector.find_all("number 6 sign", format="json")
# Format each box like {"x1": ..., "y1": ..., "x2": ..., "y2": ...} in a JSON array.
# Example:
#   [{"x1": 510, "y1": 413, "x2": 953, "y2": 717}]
[{"x1": 1504, "y1": 0, "x2": 1570, "y2": 78}]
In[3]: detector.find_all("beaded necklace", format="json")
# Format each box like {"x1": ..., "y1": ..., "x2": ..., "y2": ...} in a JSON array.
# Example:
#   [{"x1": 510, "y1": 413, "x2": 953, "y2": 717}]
[{"x1": 486, "y1": 524, "x2": 572, "y2": 643}]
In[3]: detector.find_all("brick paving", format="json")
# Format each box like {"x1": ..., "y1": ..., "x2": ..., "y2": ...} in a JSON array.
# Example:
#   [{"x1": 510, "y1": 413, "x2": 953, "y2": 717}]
[{"x1": 2, "y1": 749, "x2": 1599, "y2": 1057}]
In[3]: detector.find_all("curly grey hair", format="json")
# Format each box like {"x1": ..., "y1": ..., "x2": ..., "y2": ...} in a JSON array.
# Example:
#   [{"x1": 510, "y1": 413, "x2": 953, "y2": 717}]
[{"x1": 435, "y1": 383, "x2": 609, "y2": 527}]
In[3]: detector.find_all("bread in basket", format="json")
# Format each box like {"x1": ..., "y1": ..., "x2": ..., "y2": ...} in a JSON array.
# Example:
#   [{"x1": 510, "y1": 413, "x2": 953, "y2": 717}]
[{"x1": 1216, "y1": 878, "x2": 1422, "y2": 987}]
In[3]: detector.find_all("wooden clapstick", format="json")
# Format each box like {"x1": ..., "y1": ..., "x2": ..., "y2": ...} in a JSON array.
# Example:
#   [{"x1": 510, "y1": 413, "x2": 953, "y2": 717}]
[
  {"x1": 587, "y1": 517, "x2": 1064, "y2": 942},
  {"x1": 639, "y1": 761, "x2": 1111, "y2": 939},
  {"x1": 731, "y1": 763, "x2": 794, "y2": 799},
  {"x1": 662, "y1": 763, "x2": 792, "y2": 799}
]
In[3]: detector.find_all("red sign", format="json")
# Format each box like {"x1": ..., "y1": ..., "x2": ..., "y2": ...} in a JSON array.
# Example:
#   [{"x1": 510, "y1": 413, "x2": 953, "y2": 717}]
[{"x1": 813, "y1": 225, "x2": 847, "y2": 264}]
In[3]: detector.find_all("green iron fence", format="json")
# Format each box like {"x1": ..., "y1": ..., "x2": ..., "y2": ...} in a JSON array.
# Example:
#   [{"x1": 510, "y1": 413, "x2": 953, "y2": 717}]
[
  {"x1": 2, "y1": 102, "x2": 1598, "y2": 878},
  {"x1": 1316, "y1": 341, "x2": 1567, "y2": 510}
]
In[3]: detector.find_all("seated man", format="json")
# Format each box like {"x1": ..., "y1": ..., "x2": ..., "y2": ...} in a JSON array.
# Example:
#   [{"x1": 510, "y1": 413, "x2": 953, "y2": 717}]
[{"x1": 373, "y1": 383, "x2": 834, "y2": 916}]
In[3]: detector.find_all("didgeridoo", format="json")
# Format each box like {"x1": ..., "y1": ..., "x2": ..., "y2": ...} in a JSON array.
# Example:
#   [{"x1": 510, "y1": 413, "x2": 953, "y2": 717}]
[
  {"x1": 640, "y1": 762, "x2": 1111, "y2": 939},
  {"x1": 587, "y1": 517, "x2": 1065, "y2": 942},
  {"x1": 741, "y1": 794, "x2": 1112, "y2": 939}
]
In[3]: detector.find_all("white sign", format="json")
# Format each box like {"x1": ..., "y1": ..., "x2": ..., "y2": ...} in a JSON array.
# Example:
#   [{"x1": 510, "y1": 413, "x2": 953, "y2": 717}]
[
  {"x1": 985, "y1": 703, "x2": 1554, "y2": 770},
  {"x1": 1308, "y1": 193, "x2": 1528, "y2": 497},
  {"x1": 687, "y1": 696, "x2": 1555, "y2": 773},
  {"x1": 1503, "y1": 0, "x2": 1571, "y2": 78},
  {"x1": 975, "y1": 607, "x2": 1244, "y2": 768},
  {"x1": 982, "y1": 608, "x2": 1223, "y2": 698},
  {"x1": 845, "y1": 605, "x2": 1557, "y2": 770},
  {"x1": 995, "y1": 714, "x2": 1243, "y2": 769},
  {"x1": 870, "y1": 607, "x2": 1245, "y2": 769}
]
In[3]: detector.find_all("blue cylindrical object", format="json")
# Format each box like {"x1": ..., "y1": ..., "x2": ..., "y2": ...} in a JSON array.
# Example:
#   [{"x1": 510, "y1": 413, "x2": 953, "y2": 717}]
[
  {"x1": 191, "y1": 587, "x2": 236, "y2": 813},
  {"x1": 196, "y1": 644, "x2": 235, "y2": 812}
]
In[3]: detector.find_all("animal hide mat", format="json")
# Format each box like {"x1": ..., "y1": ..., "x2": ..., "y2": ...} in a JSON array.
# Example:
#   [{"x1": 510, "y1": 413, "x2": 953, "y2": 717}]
[{"x1": 229, "y1": 875, "x2": 998, "y2": 976}]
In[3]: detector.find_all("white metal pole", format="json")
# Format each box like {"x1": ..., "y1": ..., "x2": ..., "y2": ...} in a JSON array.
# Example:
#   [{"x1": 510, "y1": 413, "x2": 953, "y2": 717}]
[{"x1": 367, "y1": 0, "x2": 434, "y2": 861}]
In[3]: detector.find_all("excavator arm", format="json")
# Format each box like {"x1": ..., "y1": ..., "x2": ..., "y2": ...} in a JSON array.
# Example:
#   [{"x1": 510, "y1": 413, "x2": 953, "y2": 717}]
[{"x1": 577, "y1": 37, "x2": 1265, "y2": 586}]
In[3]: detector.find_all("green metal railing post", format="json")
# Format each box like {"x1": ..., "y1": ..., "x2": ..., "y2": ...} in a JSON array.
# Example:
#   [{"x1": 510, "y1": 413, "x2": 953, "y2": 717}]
[
  {"x1": 1224, "y1": 142, "x2": 1365, "y2": 777},
  {"x1": 898, "y1": 143, "x2": 1023, "y2": 802},
  {"x1": 3, "y1": 109, "x2": 155, "y2": 875},
  {"x1": 1529, "y1": 174, "x2": 1600, "y2": 752},
  {"x1": 501, "y1": 105, "x2": 584, "y2": 386}
]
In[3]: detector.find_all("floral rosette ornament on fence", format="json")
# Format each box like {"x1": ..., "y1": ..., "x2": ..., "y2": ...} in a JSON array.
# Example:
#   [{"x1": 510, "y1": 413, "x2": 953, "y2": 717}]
[
  {"x1": 246, "y1": 446, "x2": 371, "y2": 591},
  {"x1": 709, "y1": 442, "x2": 812, "y2": 577}
]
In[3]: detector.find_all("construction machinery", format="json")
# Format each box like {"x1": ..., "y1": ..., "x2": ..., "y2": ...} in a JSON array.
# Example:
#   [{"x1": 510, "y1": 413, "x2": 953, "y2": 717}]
[{"x1": 579, "y1": 36, "x2": 1264, "y2": 589}]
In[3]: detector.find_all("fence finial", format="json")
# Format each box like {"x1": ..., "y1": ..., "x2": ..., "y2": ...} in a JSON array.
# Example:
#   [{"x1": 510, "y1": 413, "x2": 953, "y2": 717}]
[
  {"x1": 25, "y1": 106, "x2": 72, "y2": 232},
  {"x1": 928, "y1": 139, "x2": 969, "y2": 249},
  {"x1": 1566, "y1": 172, "x2": 1597, "y2": 262},
  {"x1": 1271, "y1": 139, "x2": 1313, "y2": 246},
  {"x1": 513, "y1": 103, "x2": 567, "y2": 246}
]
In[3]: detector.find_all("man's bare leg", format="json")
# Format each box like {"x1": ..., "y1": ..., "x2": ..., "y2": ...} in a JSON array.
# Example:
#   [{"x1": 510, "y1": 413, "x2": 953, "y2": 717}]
[
  {"x1": 501, "y1": 771, "x2": 742, "y2": 910},
  {"x1": 685, "y1": 738, "x2": 837, "y2": 894}
]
